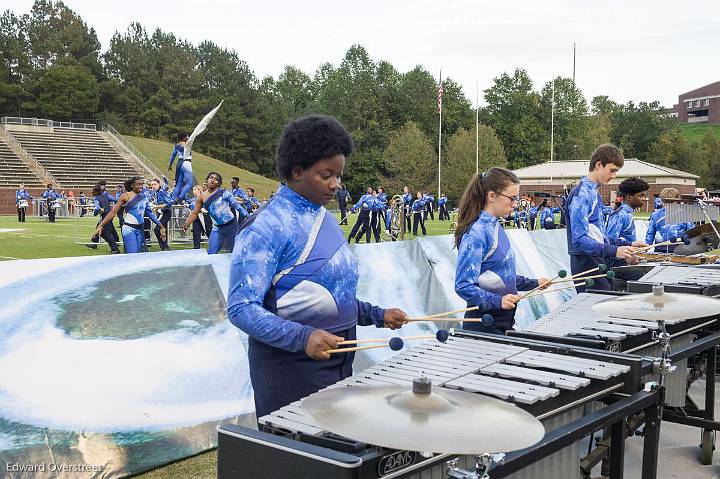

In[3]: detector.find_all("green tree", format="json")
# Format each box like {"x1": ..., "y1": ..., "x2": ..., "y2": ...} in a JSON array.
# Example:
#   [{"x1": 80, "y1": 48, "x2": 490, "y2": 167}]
[
  {"x1": 443, "y1": 125, "x2": 506, "y2": 200},
  {"x1": 380, "y1": 121, "x2": 436, "y2": 194},
  {"x1": 482, "y1": 68, "x2": 546, "y2": 168},
  {"x1": 611, "y1": 101, "x2": 672, "y2": 160},
  {"x1": 36, "y1": 60, "x2": 99, "y2": 119},
  {"x1": 540, "y1": 77, "x2": 588, "y2": 162}
]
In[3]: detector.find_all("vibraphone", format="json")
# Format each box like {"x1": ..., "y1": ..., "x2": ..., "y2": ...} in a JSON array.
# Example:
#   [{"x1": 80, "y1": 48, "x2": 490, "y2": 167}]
[
  {"x1": 665, "y1": 200, "x2": 720, "y2": 224},
  {"x1": 513, "y1": 292, "x2": 720, "y2": 407},
  {"x1": 218, "y1": 331, "x2": 643, "y2": 479},
  {"x1": 625, "y1": 264, "x2": 720, "y2": 296}
]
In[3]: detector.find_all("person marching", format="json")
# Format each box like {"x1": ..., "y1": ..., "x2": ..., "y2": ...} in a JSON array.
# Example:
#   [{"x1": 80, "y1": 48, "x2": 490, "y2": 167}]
[
  {"x1": 645, "y1": 187, "x2": 695, "y2": 253},
  {"x1": 182, "y1": 172, "x2": 249, "y2": 254},
  {"x1": 377, "y1": 186, "x2": 388, "y2": 226},
  {"x1": 150, "y1": 178, "x2": 173, "y2": 251},
  {"x1": 186, "y1": 184, "x2": 213, "y2": 249},
  {"x1": 538, "y1": 199, "x2": 559, "y2": 230},
  {"x1": 41, "y1": 184, "x2": 62, "y2": 223},
  {"x1": 653, "y1": 193, "x2": 663, "y2": 210},
  {"x1": 566, "y1": 145, "x2": 643, "y2": 292},
  {"x1": 348, "y1": 187, "x2": 373, "y2": 243},
  {"x1": 357, "y1": 191, "x2": 383, "y2": 243},
  {"x1": 336, "y1": 183, "x2": 350, "y2": 225},
  {"x1": 424, "y1": 190, "x2": 435, "y2": 221},
  {"x1": 226, "y1": 115, "x2": 408, "y2": 419},
  {"x1": 246, "y1": 188, "x2": 261, "y2": 211},
  {"x1": 411, "y1": 191, "x2": 429, "y2": 236},
  {"x1": 88, "y1": 184, "x2": 121, "y2": 253},
  {"x1": 454, "y1": 168, "x2": 549, "y2": 335},
  {"x1": 438, "y1": 193, "x2": 449, "y2": 220},
  {"x1": 168, "y1": 132, "x2": 193, "y2": 202},
  {"x1": 402, "y1": 186, "x2": 412, "y2": 232},
  {"x1": 230, "y1": 176, "x2": 252, "y2": 213},
  {"x1": 79, "y1": 191, "x2": 87, "y2": 217},
  {"x1": 95, "y1": 177, "x2": 165, "y2": 254},
  {"x1": 15, "y1": 184, "x2": 32, "y2": 223}
]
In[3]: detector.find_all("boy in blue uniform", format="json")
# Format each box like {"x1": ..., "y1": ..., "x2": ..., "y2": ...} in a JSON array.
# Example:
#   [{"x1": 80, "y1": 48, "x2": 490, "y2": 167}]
[
  {"x1": 454, "y1": 168, "x2": 549, "y2": 334},
  {"x1": 411, "y1": 192, "x2": 429, "y2": 235},
  {"x1": 566, "y1": 145, "x2": 644, "y2": 292},
  {"x1": 646, "y1": 188, "x2": 695, "y2": 253},
  {"x1": 606, "y1": 177, "x2": 648, "y2": 245},
  {"x1": 402, "y1": 186, "x2": 412, "y2": 231},
  {"x1": 41, "y1": 184, "x2": 62, "y2": 223},
  {"x1": 348, "y1": 187, "x2": 373, "y2": 243},
  {"x1": 227, "y1": 115, "x2": 408, "y2": 418},
  {"x1": 438, "y1": 193, "x2": 449, "y2": 220}
]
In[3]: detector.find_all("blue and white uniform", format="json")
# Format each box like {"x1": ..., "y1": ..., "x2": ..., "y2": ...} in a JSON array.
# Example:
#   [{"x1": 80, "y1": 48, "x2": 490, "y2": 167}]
[
  {"x1": 169, "y1": 142, "x2": 193, "y2": 201},
  {"x1": 232, "y1": 186, "x2": 252, "y2": 212},
  {"x1": 202, "y1": 188, "x2": 248, "y2": 254},
  {"x1": 566, "y1": 177, "x2": 628, "y2": 292},
  {"x1": 227, "y1": 185, "x2": 386, "y2": 417},
  {"x1": 654, "y1": 197, "x2": 663, "y2": 210},
  {"x1": 606, "y1": 203, "x2": 636, "y2": 244},
  {"x1": 121, "y1": 193, "x2": 161, "y2": 253},
  {"x1": 645, "y1": 207, "x2": 694, "y2": 253},
  {"x1": 455, "y1": 210, "x2": 539, "y2": 334},
  {"x1": 540, "y1": 207, "x2": 558, "y2": 229}
]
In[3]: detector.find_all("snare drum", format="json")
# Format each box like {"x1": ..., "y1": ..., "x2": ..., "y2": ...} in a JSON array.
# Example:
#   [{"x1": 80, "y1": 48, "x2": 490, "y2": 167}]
[
  {"x1": 51, "y1": 200, "x2": 60, "y2": 210},
  {"x1": 18, "y1": 200, "x2": 28, "y2": 209}
]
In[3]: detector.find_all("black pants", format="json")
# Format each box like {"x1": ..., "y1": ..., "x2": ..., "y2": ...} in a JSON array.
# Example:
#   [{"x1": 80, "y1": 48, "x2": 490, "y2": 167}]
[
  {"x1": 358, "y1": 211, "x2": 381, "y2": 242},
  {"x1": 117, "y1": 206, "x2": 125, "y2": 228},
  {"x1": 570, "y1": 254, "x2": 612, "y2": 293},
  {"x1": 404, "y1": 206, "x2": 411, "y2": 232},
  {"x1": 155, "y1": 208, "x2": 171, "y2": 250},
  {"x1": 338, "y1": 203, "x2": 348, "y2": 225},
  {"x1": 412, "y1": 211, "x2": 426, "y2": 235},
  {"x1": 348, "y1": 209, "x2": 370, "y2": 243},
  {"x1": 80, "y1": 204, "x2": 86, "y2": 217},
  {"x1": 439, "y1": 204, "x2": 449, "y2": 220},
  {"x1": 426, "y1": 204, "x2": 434, "y2": 221},
  {"x1": 17, "y1": 207, "x2": 26, "y2": 222},
  {"x1": 48, "y1": 206, "x2": 56, "y2": 222},
  {"x1": 528, "y1": 216, "x2": 536, "y2": 230},
  {"x1": 93, "y1": 215, "x2": 120, "y2": 252},
  {"x1": 192, "y1": 214, "x2": 213, "y2": 249}
]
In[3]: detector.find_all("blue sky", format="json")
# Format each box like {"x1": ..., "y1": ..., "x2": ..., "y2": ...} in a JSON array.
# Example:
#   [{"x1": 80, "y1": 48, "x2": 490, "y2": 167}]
[{"x1": 5, "y1": 0, "x2": 719, "y2": 107}]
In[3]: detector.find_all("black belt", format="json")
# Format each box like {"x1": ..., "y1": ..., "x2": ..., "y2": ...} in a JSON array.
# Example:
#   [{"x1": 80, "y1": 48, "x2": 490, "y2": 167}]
[{"x1": 124, "y1": 222, "x2": 144, "y2": 231}]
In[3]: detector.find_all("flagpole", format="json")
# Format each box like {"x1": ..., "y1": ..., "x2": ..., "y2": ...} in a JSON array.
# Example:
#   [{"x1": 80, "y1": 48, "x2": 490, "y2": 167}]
[
  {"x1": 475, "y1": 81, "x2": 479, "y2": 175},
  {"x1": 550, "y1": 77, "x2": 555, "y2": 183},
  {"x1": 438, "y1": 69, "x2": 442, "y2": 199}
]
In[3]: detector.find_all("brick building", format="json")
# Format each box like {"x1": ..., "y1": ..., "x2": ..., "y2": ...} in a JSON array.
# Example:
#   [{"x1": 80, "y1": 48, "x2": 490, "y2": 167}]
[
  {"x1": 671, "y1": 80, "x2": 720, "y2": 124},
  {"x1": 513, "y1": 159, "x2": 698, "y2": 212}
]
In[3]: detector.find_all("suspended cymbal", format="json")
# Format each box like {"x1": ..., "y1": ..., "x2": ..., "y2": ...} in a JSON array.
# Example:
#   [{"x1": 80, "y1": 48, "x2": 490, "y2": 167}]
[
  {"x1": 592, "y1": 287, "x2": 720, "y2": 322},
  {"x1": 301, "y1": 381, "x2": 545, "y2": 454}
]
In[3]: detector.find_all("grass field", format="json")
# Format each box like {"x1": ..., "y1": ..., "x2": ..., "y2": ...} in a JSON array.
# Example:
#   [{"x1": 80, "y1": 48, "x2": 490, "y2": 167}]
[
  {"x1": 678, "y1": 123, "x2": 720, "y2": 144},
  {"x1": 125, "y1": 136, "x2": 279, "y2": 200}
]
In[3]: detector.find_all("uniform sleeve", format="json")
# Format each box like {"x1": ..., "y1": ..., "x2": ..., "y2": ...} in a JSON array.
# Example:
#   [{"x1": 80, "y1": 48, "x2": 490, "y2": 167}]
[
  {"x1": 93, "y1": 198, "x2": 101, "y2": 215},
  {"x1": 169, "y1": 146, "x2": 178, "y2": 168},
  {"x1": 569, "y1": 192, "x2": 618, "y2": 257},
  {"x1": 356, "y1": 300, "x2": 385, "y2": 327},
  {"x1": 515, "y1": 275, "x2": 539, "y2": 291},
  {"x1": 227, "y1": 229, "x2": 315, "y2": 353},
  {"x1": 144, "y1": 202, "x2": 161, "y2": 225},
  {"x1": 454, "y1": 231, "x2": 503, "y2": 310},
  {"x1": 352, "y1": 194, "x2": 367, "y2": 211},
  {"x1": 225, "y1": 191, "x2": 249, "y2": 219},
  {"x1": 645, "y1": 214, "x2": 657, "y2": 244},
  {"x1": 621, "y1": 213, "x2": 636, "y2": 244}
]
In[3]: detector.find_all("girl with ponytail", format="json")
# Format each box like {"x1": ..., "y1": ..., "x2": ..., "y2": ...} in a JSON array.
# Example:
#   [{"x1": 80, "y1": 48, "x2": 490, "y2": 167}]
[{"x1": 454, "y1": 168, "x2": 549, "y2": 334}]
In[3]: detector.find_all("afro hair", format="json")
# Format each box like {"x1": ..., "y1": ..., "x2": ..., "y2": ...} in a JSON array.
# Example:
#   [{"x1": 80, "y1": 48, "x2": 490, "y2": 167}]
[
  {"x1": 618, "y1": 177, "x2": 649, "y2": 196},
  {"x1": 275, "y1": 115, "x2": 354, "y2": 181}
]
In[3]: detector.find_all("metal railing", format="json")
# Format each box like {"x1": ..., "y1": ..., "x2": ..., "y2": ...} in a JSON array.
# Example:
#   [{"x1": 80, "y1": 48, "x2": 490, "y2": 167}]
[
  {"x1": 0, "y1": 123, "x2": 60, "y2": 187},
  {"x1": 101, "y1": 124, "x2": 163, "y2": 179},
  {"x1": 1, "y1": 116, "x2": 96, "y2": 131}
]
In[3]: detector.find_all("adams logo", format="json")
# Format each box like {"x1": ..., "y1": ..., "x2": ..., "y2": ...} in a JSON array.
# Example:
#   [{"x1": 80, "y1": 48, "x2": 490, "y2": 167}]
[{"x1": 378, "y1": 450, "x2": 417, "y2": 476}]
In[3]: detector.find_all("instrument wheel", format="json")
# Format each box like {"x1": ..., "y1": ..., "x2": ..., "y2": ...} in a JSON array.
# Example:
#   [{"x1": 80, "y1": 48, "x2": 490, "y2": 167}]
[{"x1": 700, "y1": 428, "x2": 715, "y2": 465}]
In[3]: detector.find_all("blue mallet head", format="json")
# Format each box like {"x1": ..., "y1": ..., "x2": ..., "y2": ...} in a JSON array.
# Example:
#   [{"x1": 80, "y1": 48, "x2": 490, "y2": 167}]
[
  {"x1": 477, "y1": 300, "x2": 491, "y2": 312},
  {"x1": 606, "y1": 270, "x2": 616, "y2": 279},
  {"x1": 558, "y1": 270, "x2": 567, "y2": 278},
  {"x1": 436, "y1": 329, "x2": 449, "y2": 343},
  {"x1": 389, "y1": 337, "x2": 404, "y2": 351},
  {"x1": 681, "y1": 234, "x2": 691, "y2": 245},
  {"x1": 585, "y1": 278, "x2": 595, "y2": 287},
  {"x1": 598, "y1": 264, "x2": 607, "y2": 272},
  {"x1": 481, "y1": 314, "x2": 494, "y2": 327}
]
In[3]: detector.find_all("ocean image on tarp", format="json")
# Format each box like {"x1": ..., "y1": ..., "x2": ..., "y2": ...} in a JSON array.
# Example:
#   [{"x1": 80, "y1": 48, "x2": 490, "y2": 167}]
[{"x1": 0, "y1": 228, "x2": 606, "y2": 477}]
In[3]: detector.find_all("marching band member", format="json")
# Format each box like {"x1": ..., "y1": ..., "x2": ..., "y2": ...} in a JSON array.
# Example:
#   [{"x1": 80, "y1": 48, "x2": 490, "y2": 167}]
[
  {"x1": 411, "y1": 191, "x2": 429, "y2": 235},
  {"x1": 230, "y1": 176, "x2": 252, "y2": 211},
  {"x1": 15, "y1": 184, "x2": 32, "y2": 223},
  {"x1": 539, "y1": 199, "x2": 558, "y2": 230},
  {"x1": 438, "y1": 193, "x2": 449, "y2": 220},
  {"x1": 227, "y1": 115, "x2": 407, "y2": 419},
  {"x1": 424, "y1": 190, "x2": 435, "y2": 221},
  {"x1": 187, "y1": 185, "x2": 212, "y2": 249},
  {"x1": 150, "y1": 178, "x2": 173, "y2": 251},
  {"x1": 645, "y1": 188, "x2": 694, "y2": 253},
  {"x1": 566, "y1": 145, "x2": 642, "y2": 292},
  {"x1": 606, "y1": 177, "x2": 649, "y2": 245},
  {"x1": 357, "y1": 191, "x2": 384, "y2": 243},
  {"x1": 246, "y1": 188, "x2": 261, "y2": 211},
  {"x1": 454, "y1": 168, "x2": 549, "y2": 335},
  {"x1": 41, "y1": 184, "x2": 62, "y2": 223},
  {"x1": 402, "y1": 186, "x2": 412, "y2": 232},
  {"x1": 89, "y1": 184, "x2": 120, "y2": 253},
  {"x1": 182, "y1": 172, "x2": 249, "y2": 254},
  {"x1": 348, "y1": 186, "x2": 373, "y2": 243},
  {"x1": 95, "y1": 176, "x2": 165, "y2": 254},
  {"x1": 336, "y1": 183, "x2": 350, "y2": 225},
  {"x1": 168, "y1": 132, "x2": 193, "y2": 202}
]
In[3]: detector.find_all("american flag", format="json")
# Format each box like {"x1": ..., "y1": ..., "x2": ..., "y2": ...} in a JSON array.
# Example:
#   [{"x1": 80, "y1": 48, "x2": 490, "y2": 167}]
[{"x1": 437, "y1": 81, "x2": 444, "y2": 113}]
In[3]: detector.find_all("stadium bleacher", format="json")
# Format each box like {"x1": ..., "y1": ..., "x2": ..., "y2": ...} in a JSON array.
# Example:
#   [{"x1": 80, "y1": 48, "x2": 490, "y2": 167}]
[
  {"x1": 7, "y1": 127, "x2": 142, "y2": 189},
  {"x1": 0, "y1": 136, "x2": 45, "y2": 188}
]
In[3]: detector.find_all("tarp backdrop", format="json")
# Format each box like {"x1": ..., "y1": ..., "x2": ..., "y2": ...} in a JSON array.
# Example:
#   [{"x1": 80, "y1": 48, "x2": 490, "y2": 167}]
[{"x1": 0, "y1": 223, "x2": 648, "y2": 478}]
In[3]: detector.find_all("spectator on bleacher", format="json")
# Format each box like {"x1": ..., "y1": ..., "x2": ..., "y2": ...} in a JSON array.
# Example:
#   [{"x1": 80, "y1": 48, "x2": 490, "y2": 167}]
[
  {"x1": 169, "y1": 132, "x2": 194, "y2": 203},
  {"x1": 41, "y1": 184, "x2": 62, "y2": 223},
  {"x1": 15, "y1": 184, "x2": 32, "y2": 223},
  {"x1": 150, "y1": 178, "x2": 173, "y2": 251},
  {"x1": 88, "y1": 184, "x2": 120, "y2": 253}
]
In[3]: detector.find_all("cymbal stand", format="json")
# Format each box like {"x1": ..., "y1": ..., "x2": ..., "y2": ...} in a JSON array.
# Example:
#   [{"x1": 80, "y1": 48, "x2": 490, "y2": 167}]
[
  {"x1": 696, "y1": 199, "x2": 720, "y2": 249},
  {"x1": 446, "y1": 453, "x2": 505, "y2": 479}
]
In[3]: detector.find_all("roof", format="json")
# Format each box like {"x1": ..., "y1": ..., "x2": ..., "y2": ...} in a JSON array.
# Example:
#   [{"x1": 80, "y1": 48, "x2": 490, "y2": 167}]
[{"x1": 513, "y1": 159, "x2": 699, "y2": 181}]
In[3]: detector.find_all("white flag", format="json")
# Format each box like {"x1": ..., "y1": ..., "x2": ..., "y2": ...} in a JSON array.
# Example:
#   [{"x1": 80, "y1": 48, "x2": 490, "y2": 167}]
[{"x1": 184, "y1": 100, "x2": 224, "y2": 158}]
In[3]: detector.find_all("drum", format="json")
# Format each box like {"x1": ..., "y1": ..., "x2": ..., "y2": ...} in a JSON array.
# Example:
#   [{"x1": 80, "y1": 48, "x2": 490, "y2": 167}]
[
  {"x1": 18, "y1": 200, "x2": 28, "y2": 209},
  {"x1": 51, "y1": 200, "x2": 60, "y2": 210}
]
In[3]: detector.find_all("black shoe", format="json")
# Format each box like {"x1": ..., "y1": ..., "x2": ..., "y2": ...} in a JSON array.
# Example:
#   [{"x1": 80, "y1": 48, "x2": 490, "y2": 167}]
[
  {"x1": 110, "y1": 250, "x2": 121, "y2": 254},
  {"x1": 85, "y1": 244, "x2": 98, "y2": 250}
]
